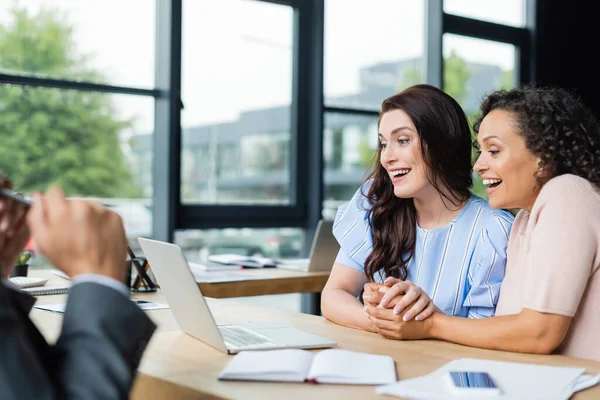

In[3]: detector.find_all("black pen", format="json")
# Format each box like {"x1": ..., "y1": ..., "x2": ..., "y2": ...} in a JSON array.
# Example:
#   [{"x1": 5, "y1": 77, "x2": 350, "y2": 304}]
[{"x1": 0, "y1": 188, "x2": 31, "y2": 208}]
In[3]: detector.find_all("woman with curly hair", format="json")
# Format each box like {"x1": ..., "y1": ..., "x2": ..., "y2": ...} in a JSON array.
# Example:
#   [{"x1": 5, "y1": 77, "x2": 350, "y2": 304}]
[
  {"x1": 321, "y1": 84, "x2": 514, "y2": 332},
  {"x1": 364, "y1": 85, "x2": 600, "y2": 361}
]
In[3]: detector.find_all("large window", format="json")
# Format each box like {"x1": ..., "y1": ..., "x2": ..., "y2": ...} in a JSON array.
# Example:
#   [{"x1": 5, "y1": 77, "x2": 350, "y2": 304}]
[
  {"x1": 176, "y1": 227, "x2": 303, "y2": 264},
  {"x1": 443, "y1": 35, "x2": 517, "y2": 117},
  {"x1": 442, "y1": 7, "x2": 527, "y2": 200},
  {"x1": 0, "y1": 2, "x2": 157, "y2": 261},
  {"x1": 444, "y1": 0, "x2": 526, "y2": 28},
  {"x1": 174, "y1": 226, "x2": 304, "y2": 313},
  {"x1": 322, "y1": 113, "x2": 377, "y2": 217},
  {"x1": 175, "y1": 0, "x2": 299, "y2": 289},
  {"x1": 180, "y1": 0, "x2": 294, "y2": 205},
  {"x1": 0, "y1": 1, "x2": 537, "y2": 314},
  {"x1": 323, "y1": 0, "x2": 426, "y2": 212},
  {"x1": 324, "y1": 0, "x2": 426, "y2": 111},
  {"x1": 0, "y1": 0, "x2": 156, "y2": 88}
]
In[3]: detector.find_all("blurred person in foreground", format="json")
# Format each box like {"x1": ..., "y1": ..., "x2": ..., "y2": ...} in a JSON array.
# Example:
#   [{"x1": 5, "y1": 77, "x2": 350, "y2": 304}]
[{"x1": 0, "y1": 176, "x2": 156, "y2": 399}]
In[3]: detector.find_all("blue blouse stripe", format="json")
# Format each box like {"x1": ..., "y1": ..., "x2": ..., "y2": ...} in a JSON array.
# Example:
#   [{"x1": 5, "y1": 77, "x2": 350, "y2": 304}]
[
  {"x1": 451, "y1": 208, "x2": 483, "y2": 315},
  {"x1": 483, "y1": 250, "x2": 497, "y2": 306},
  {"x1": 431, "y1": 225, "x2": 454, "y2": 302},
  {"x1": 349, "y1": 239, "x2": 369, "y2": 259},
  {"x1": 414, "y1": 232, "x2": 429, "y2": 283},
  {"x1": 338, "y1": 219, "x2": 358, "y2": 242}
]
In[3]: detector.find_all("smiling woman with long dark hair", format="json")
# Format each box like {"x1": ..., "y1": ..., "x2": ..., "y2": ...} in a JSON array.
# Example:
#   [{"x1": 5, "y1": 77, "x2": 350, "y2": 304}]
[
  {"x1": 364, "y1": 86, "x2": 600, "y2": 362},
  {"x1": 321, "y1": 84, "x2": 514, "y2": 334}
]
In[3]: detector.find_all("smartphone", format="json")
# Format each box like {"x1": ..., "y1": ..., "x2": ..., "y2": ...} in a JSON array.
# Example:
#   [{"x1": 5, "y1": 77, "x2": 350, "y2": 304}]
[
  {"x1": 0, "y1": 188, "x2": 31, "y2": 208},
  {"x1": 447, "y1": 371, "x2": 502, "y2": 396}
]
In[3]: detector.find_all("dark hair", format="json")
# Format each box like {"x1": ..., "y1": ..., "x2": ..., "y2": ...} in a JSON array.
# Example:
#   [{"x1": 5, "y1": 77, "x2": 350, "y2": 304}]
[
  {"x1": 363, "y1": 84, "x2": 473, "y2": 281},
  {"x1": 473, "y1": 85, "x2": 600, "y2": 185}
]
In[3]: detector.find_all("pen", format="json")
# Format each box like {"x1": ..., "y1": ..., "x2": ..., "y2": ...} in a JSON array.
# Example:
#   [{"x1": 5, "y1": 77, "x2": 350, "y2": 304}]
[{"x1": 0, "y1": 188, "x2": 31, "y2": 208}]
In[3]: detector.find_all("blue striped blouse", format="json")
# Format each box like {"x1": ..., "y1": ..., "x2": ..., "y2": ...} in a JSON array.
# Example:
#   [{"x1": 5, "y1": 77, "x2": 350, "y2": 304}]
[{"x1": 333, "y1": 182, "x2": 514, "y2": 318}]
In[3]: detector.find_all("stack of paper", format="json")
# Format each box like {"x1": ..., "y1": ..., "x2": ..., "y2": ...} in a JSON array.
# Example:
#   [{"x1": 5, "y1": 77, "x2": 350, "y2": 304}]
[
  {"x1": 375, "y1": 358, "x2": 599, "y2": 400},
  {"x1": 208, "y1": 254, "x2": 280, "y2": 268},
  {"x1": 191, "y1": 269, "x2": 266, "y2": 283},
  {"x1": 189, "y1": 261, "x2": 242, "y2": 272}
]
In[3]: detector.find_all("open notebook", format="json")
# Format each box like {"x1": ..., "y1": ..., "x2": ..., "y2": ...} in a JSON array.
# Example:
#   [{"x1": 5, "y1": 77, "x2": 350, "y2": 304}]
[
  {"x1": 23, "y1": 285, "x2": 70, "y2": 296},
  {"x1": 219, "y1": 349, "x2": 396, "y2": 385}
]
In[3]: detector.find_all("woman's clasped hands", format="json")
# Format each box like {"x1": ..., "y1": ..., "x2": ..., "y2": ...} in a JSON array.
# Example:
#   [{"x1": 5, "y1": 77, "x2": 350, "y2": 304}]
[{"x1": 362, "y1": 277, "x2": 440, "y2": 340}]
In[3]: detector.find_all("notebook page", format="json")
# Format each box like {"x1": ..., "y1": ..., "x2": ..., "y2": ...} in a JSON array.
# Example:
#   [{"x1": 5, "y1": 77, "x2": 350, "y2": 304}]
[
  {"x1": 308, "y1": 349, "x2": 396, "y2": 385},
  {"x1": 218, "y1": 349, "x2": 314, "y2": 382}
]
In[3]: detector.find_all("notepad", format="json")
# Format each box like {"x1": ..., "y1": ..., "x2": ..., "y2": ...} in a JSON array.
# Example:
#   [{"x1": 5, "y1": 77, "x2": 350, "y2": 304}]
[
  {"x1": 219, "y1": 349, "x2": 396, "y2": 385},
  {"x1": 23, "y1": 285, "x2": 71, "y2": 296},
  {"x1": 33, "y1": 300, "x2": 170, "y2": 314}
]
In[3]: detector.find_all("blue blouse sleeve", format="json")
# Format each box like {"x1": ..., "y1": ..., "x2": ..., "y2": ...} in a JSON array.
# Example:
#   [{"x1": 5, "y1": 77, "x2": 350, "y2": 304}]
[
  {"x1": 332, "y1": 182, "x2": 374, "y2": 273},
  {"x1": 463, "y1": 210, "x2": 513, "y2": 318},
  {"x1": 333, "y1": 248, "x2": 364, "y2": 272}
]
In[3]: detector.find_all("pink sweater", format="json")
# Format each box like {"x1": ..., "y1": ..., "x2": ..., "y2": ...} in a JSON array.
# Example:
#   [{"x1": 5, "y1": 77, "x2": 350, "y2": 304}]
[{"x1": 496, "y1": 174, "x2": 600, "y2": 361}]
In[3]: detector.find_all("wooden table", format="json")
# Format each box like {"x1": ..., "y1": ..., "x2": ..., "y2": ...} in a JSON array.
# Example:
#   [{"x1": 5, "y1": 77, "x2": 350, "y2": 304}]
[
  {"x1": 31, "y1": 268, "x2": 329, "y2": 314},
  {"x1": 30, "y1": 291, "x2": 600, "y2": 400},
  {"x1": 196, "y1": 269, "x2": 329, "y2": 298}
]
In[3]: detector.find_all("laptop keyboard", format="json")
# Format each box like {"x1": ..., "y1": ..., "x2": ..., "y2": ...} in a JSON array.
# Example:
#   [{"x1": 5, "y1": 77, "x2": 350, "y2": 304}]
[{"x1": 219, "y1": 326, "x2": 276, "y2": 349}]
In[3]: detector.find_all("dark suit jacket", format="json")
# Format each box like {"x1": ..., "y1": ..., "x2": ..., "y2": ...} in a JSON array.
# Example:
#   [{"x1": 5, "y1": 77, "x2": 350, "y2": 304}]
[{"x1": 0, "y1": 280, "x2": 156, "y2": 399}]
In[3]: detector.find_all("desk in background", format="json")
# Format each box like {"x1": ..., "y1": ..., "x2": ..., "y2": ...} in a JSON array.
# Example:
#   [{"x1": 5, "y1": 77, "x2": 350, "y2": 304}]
[
  {"x1": 29, "y1": 290, "x2": 600, "y2": 400},
  {"x1": 31, "y1": 268, "x2": 329, "y2": 315}
]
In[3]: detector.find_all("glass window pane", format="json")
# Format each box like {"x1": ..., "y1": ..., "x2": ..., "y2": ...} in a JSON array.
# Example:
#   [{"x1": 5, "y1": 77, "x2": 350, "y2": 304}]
[
  {"x1": 175, "y1": 227, "x2": 304, "y2": 265},
  {"x1": 443, "y1": 34, "x2": 517, "y2": 200},
  {"x1": 324, "y1": 0, "x2": 426, "y2": 111},
  {"x1": 323, "y1": 112, "x2": 378, "y2": 219},
  {"x1": 443, "y1": 34, "x2": 517, "y2": 117},
  {"x1": 444, "y1": 0, "x2": 526, "y2": 27},
  {"x1": 181, "y1": 0, "x2": 293, "y2": 205},
  {"x1": 174, "y1": 227, "x2": 304, "y2": 313},
  {"x1": 0, "y1": 0, "x2": 156, "y2": 88},
  {"x1": 0, "y1": 85, "x2": 155, "y2": 260}
]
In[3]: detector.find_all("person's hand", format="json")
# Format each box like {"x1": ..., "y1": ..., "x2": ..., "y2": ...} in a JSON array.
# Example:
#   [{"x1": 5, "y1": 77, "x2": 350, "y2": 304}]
[
  {"x1": 362, "y1": 282, "x2": 389, "y2": 307},
  {"x1": 26, "y1": 186, "x2": 128, "y2": 281},
  {"x1": 0, "y1": 175, "x2": 30, "y2": 279},
  {"x1": 364, "y1": 305, "x2": 434, "y2": 340},
  {"x1": 378, "y1": 277, "x2": 438, "y2": 321},
  {"x1": 362, "y1": 282, "x2": 405, "y2": 332}
]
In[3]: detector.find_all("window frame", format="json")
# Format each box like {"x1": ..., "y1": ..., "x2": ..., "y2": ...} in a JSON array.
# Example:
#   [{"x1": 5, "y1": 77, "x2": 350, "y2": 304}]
[
  {"x1": 0, "y1": 0, "x2": 536, "y2": 245},
  {"x1": 440, "y1": 0, "x2": 534, "y2": 88},
  {"x1": 167, "y1": 0, "x2": 324, "y2": 235}
]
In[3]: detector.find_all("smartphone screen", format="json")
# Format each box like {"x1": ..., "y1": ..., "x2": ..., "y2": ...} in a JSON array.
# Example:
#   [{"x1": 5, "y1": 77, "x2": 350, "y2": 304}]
[{"x1": 449, "y1": 371, "x2": 498, "y2": 389}]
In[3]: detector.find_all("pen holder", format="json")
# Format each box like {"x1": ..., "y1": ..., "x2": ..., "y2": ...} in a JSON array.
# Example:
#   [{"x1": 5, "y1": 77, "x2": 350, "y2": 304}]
[
  {"x1": 10, "y1": 264, "x2": 29, "y2": 278},
  {"x1": 130, "y1": 257, "x2": 158, "y2": 292}
]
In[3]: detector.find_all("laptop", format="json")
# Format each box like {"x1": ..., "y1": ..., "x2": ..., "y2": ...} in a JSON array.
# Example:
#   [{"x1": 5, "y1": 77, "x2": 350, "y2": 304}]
[
  {"x1": 277, "y1": 220, "x2": 339, "y2": 272},
  {"x1": 138, "y1": 237, "x2": 337, "y2": 354}
]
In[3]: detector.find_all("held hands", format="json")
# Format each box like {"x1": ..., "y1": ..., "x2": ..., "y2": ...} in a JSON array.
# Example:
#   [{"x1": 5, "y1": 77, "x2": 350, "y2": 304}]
[
  {"x1": 0, "y1": 174, "x2": 30, "y2": 279},
  {"x1": 364, "y1": 277, "x2": 438, "y2": 320},
  {"x1": 362, "y1": 277, "x2": 438, "y2": 340},
  {"x1": 26, "y1": 186, "x2": 128, "y2": 282},
  {"x1": 364, "y1": 302, "x2": 433, "y2": 340}
]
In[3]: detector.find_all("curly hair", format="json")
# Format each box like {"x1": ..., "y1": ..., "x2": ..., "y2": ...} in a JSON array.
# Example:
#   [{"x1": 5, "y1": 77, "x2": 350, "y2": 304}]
[
  {"x1": 473, "y1": 86, "x2": 600, "y2": 185},
  {"x1": 363, "y1": 84, "x2": 473, "y2": 281}
]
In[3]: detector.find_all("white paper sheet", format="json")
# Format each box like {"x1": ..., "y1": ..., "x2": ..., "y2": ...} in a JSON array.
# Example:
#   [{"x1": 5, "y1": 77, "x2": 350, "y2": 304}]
[
  {"x1": 191, "y1": 270, "x2": 266, "y2": 282},
  {"x1": 34, "y1": 300, "x2": 169, "y2": 314},
  {"x1": 375, "y1": 358, "x2": 588, "y2": 400}
]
